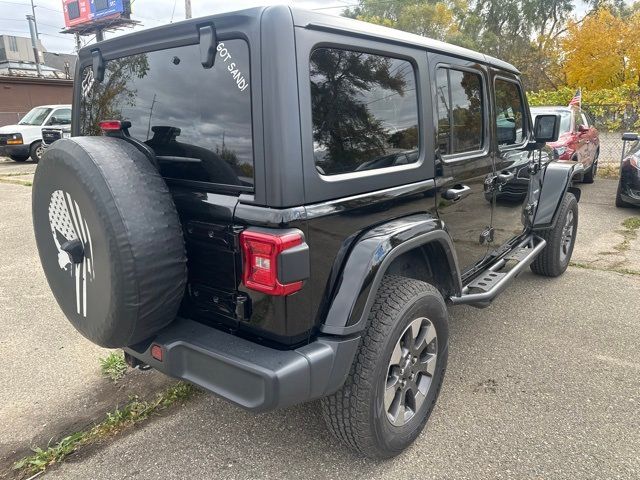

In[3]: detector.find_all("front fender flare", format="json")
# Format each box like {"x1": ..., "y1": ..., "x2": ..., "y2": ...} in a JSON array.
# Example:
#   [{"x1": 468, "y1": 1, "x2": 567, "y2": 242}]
[
  {"x1": 532, "y1": 160, "x2": 583, "y2": 230},
  {"x1": 319, "y1": 214, "x2": 461, "y2": 336}
]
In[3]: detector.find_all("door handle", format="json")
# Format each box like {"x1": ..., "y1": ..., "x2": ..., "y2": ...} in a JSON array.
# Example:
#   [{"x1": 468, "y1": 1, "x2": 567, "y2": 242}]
[
  {"x1": 497, "y1": 171, "x2": 515, "y2": 184},
  {"x1": 443, "y1": 184, "x2": 472, "y2": 201}
]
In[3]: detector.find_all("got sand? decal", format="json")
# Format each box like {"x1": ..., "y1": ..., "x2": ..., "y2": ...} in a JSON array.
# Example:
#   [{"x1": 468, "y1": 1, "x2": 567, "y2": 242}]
[{"x1": 217, "y1": 42, "x2": 249, "y2": 92}]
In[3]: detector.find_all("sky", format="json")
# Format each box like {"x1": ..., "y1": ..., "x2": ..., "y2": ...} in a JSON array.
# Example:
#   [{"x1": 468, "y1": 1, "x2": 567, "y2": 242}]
[
  {"x1": 0, "y1": 0, "x2": 630, "y2": 55},
  {"x1": 0, "y1": 1, "x2": 350, "y2": 54}
]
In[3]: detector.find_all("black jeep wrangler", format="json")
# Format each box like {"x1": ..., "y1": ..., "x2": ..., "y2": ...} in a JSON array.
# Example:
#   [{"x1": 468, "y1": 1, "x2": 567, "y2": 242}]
[{"x1": 32, "y1": 6, "x2": 583, "y2": 458}]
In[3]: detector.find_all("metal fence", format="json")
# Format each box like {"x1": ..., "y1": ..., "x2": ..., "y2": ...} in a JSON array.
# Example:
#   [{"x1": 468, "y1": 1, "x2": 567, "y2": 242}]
[{"x1": 583, "y1": 104, "x2": 638, "y2": 165}]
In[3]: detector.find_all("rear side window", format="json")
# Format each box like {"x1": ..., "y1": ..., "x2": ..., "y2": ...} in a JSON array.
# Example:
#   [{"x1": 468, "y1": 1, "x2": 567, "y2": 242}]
[
  {"x1": 436, "y1": 67, "x2": 484, "y2": 155},
  {"x1": 80, "y1": 39, "x2": 253, "y2": 188},
  {"x1": 310, "y1": 48, "x2": 420, "y2": 176},
  {"x1": 494, "y1": 78, "x2": 526, "y2": 147}
]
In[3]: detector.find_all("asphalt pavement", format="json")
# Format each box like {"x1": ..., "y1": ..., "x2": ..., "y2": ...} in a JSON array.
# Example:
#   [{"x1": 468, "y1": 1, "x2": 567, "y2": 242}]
[{"x1": 1, "y1": 160, "x2": 638, "y2": 479}]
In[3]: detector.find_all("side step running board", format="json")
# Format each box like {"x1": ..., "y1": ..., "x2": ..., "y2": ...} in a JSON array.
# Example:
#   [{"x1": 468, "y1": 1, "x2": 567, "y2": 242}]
[{"x1": 450, "y1": 234, "x2": 546, "y2": 307}]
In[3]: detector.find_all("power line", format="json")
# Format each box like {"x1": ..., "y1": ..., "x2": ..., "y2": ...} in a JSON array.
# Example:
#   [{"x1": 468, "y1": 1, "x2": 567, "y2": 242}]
[{"x1": 0, "y1": 0, "x2": 63, "y2": 13}]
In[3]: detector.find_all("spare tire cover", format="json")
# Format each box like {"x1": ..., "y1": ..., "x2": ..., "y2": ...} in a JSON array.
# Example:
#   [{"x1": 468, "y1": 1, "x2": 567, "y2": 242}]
[{"x1": 33, "y1": 137, "x2": 187, "y2": 348}]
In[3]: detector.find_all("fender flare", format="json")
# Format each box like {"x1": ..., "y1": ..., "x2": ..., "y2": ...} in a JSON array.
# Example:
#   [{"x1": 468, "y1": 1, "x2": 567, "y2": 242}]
[
  {"x1": 319, "y1": 214, "x2": 461, "y2": 336},
  {"x1": 532, "y1": 160, "x2": 583, "y2": 230}
]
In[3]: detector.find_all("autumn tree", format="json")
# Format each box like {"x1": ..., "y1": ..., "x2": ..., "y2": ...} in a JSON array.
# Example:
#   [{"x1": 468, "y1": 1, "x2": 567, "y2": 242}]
[{"x1": 561, "y1": 8, "x2": 640, "y2": 89}]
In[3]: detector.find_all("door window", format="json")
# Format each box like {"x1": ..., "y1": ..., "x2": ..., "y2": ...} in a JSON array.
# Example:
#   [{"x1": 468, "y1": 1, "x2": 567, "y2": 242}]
[
  {"x1": 310, "y1": 48, "x2": 420, "y2": 176},
  {"x1": 49, "y1": 108, "x2": 71, "y2": 125},
  {"x1": 435, "y1": 67, "x2": 484, "y2": 155},
  {"x1": 494, "y1": 79, "x2": 526, "y2": 147}
]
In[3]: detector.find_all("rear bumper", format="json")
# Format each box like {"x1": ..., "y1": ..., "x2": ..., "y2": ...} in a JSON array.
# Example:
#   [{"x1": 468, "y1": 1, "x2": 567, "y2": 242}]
[{"x1": 125, "y1": 318, "x2": 360, "y2": 412}]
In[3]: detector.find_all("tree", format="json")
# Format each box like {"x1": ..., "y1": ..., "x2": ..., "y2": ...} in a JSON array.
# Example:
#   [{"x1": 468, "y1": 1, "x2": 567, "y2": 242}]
[{"x1": 561, "y1": 8, "x2": 640, "y2": 89}]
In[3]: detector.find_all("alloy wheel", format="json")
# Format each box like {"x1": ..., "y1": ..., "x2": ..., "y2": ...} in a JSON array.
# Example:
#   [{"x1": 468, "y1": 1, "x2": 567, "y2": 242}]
[
  {"x1": 384, "y1": 317, "x2": 438, "y2": 427},
  {"x1": 560, "y1": 209, "x2": 575, "y2": 262}
]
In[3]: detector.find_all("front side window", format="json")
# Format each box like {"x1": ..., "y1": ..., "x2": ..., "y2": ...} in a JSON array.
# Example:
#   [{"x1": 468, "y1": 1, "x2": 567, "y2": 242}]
[
  {"x1": 50, "y1": 108, "x2": 71, "y2": 125},
  {"x1": 436, "y1": 67, "x2": 484, "y2": 155},
  {"x1": 495, "y1": 79, "x2": 526, "y2": 147},
  {"x1": 80, "y1": 39, "x2": 253, "y2": 188},
  {"x1": 310, "y1": 48, "x2": 420, "y2": 176}
]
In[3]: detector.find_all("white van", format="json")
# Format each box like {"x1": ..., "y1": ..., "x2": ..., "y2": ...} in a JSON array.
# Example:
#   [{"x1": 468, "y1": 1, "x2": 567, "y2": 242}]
[{"x1": 0, "y1": 105, "x2": 72, "y2": 162}]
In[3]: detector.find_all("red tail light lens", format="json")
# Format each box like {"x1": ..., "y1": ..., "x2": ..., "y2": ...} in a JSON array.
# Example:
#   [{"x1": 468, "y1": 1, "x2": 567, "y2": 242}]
[
  {"x1": 240, "y1": 230, "x2": 304, "y2": 296},
  {"x1": 99, "y1": 120, "x2": 123, "y2": 132}
]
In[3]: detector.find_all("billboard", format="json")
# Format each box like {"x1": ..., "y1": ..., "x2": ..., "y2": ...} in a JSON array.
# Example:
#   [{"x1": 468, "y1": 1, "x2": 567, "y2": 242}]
[
  {"x1": 62, "y1": 0, "x2": 129, "y2": 29},
  {"x1": 63, "y1": 0, "x2": 91, "y2": 28}
]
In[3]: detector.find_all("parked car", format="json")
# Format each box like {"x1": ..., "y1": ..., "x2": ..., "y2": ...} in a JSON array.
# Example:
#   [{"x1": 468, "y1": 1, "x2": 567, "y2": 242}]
[
  {"x1": 530, "y1": 106, "x2": 600, "y2": 183},
  {"x1": 0, "y1": 105, "x2": 72, "y2": 162},
  {"x1": 42, "y1": 122, "x2": 72, "y2": 149},
  {"x1": 616, "y1": 132, "x2": 640, "y2": 208},
  {"x1": 31, "y1": 6, "x2": 582, "y2": 459}
]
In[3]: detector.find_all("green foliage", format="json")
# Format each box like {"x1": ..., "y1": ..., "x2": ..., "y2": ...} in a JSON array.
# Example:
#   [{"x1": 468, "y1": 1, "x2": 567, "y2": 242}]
[
  {"x1": 527, "y1": 85, "x2": 640, "y2": 131},
  {"x1": 99, "y1": 351, "x2": 128, "y2": 382},
  {"x1": 13, "y1": 382, "x2": 197, "y2": 476}
]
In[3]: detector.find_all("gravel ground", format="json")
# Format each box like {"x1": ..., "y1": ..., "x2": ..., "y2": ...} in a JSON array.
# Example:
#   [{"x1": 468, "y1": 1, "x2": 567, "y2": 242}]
[{"x1": 44, "y1": 180, "x2": 640, "y2": 480}]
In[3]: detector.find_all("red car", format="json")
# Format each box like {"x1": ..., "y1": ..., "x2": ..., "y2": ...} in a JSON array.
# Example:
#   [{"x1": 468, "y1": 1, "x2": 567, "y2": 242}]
[{"x1": 531, "y1": 106, "x2": 600, "y2": 183}]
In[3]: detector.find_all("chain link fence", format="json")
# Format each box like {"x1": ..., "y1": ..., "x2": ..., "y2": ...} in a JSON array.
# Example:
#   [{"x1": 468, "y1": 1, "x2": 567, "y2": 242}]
[{"x1": 583, "y1": 104, "x2": 638, "y2": 165}]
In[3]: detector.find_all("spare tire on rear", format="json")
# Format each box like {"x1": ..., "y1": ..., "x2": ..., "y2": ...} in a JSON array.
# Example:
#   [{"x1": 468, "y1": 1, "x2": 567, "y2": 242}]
[{"x1": 33, "y1": 137, "x2": 187, "y2": 348}]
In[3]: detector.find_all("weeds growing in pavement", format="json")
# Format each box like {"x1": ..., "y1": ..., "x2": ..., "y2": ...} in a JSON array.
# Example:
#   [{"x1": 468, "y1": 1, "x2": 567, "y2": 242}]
[
  {"x1": 13, "y1": 382, "x2": 198, "y2": 477},
  {"x1": 99, "y1": 352, "x2": 128, "y2": 382}
]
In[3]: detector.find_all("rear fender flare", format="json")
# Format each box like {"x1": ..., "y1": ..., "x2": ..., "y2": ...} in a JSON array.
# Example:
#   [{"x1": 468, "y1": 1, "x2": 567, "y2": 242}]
[
  {"x1": 532, "y1": 160, "x2": 583, "y2": 230},
  {"x1": 319, "y1": 215, "x2": 461, "y2": 336}
]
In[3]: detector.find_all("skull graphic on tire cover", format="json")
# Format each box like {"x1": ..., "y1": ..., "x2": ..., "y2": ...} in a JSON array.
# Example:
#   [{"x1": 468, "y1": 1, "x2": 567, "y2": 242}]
[{"x1": 48, "y1": 190, "x2": 95, "y2": 317}]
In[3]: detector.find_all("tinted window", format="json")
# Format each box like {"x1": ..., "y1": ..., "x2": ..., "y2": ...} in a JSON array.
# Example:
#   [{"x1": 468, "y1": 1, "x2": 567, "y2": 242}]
[
  {"x1": 310, "y1": 48, "x2": 419, "y2": 176},
  {"x1": 495, "y1": 79, "x2": 526, "y2": 146},
  {"x1": 80, "y1": 40, "x2": 253, "y2": 188},
  {"x1": 436, "y1": 67, "x2": 483, "y2": 155}
]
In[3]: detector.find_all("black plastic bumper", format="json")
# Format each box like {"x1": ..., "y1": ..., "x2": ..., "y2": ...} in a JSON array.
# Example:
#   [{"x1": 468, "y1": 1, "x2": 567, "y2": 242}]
[
  {"x1": 0, "y1": 144, "x2": 29, "y2": 157},
  {"x1": 124, "y1": 318, "x2": 360, "y2": 412}
]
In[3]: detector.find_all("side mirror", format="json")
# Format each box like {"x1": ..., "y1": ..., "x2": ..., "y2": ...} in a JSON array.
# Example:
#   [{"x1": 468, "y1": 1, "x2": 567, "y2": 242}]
[
  {"x1": 577, "y1": 124, "x2": 589, "y2": 133},
  {"x1": 49, "y1": 116, "x2": 58, "y2": 125},
  {"x1": 533, "y1": 114, "x2": 561, "y2": 143},
  {"x1": 622, "y1": 132, "x2": 639, "y2": 142}
]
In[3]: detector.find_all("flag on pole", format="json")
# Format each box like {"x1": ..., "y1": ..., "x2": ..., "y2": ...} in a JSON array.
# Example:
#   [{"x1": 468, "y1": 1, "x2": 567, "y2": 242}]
[{"x1": 568, "y1": 88, "x2": 581, "y2": 108}]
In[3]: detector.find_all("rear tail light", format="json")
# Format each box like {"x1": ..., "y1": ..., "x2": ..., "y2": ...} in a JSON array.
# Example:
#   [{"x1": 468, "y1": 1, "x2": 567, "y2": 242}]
[
  {"x1": 239, "y1": 229, "x2": 306, "y2": 296},
  {"x1": 99, "y1": 120, "x2": 123, "y2": 132}
]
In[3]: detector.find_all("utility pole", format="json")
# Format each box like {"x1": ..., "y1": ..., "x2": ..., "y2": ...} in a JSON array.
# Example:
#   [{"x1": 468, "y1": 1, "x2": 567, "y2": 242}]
[
  {"x1": 185, "y1": 0, "x2": 192, "y2": 19},
  {"x1": 30, "y1": 0, "x2": 39, "y2": 39},
  {"x1": 26, "y1": 15, "x2": 42, "y2": 77}
]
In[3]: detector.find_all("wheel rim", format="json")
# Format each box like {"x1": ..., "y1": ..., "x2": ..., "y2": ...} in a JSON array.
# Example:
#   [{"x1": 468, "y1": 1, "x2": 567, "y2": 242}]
[
  {"x1": 560, "y1": 209, "x2": 575, "y2": 262},
  {"x1": 384, "y1": 317, "x2": 438, "y2": 427},
  {"x1": 36, "y1": 144, "x2": 44, "y2": 160}
]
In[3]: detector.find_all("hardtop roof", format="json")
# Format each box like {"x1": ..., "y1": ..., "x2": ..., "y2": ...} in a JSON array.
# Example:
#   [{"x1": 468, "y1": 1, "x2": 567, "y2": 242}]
[{"x1": 78, "y1": 5, "x2": 519, "y2": 75}]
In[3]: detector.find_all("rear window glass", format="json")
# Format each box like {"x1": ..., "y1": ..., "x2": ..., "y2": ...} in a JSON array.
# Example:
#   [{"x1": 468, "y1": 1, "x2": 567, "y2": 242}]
[
  {"x1": 80, "y1": 39, "x2": 253, "y2": 188},
  {"x1": 310, "y1": 48, "x2": 419, "y2": 176}
]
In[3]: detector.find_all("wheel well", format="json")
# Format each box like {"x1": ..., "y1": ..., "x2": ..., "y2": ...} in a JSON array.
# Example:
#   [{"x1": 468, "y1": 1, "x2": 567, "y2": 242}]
[{"x1": 385, "y1": 242, "x2": 457, "y2": 298}]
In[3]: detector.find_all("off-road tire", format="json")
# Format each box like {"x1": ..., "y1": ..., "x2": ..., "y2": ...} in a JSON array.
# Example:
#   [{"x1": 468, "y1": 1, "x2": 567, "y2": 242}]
[
  {"x1": 321, "y1": 275, "x2": 449, "y2": 458},
  {"x1": 531, "y1": 193, "x2": 578, "y2": 277},
  {"x1": 10, "y1": 155, "x2": 28, "y2": 162},
  {"x1": 615, "y1": 181, "x2": 631, "y2": 208},
  {"x1": 30, "y1": 141, "x2": 43, "y2": 163},
  {"x1": 582, "y1": 152, "x2": 598, "y2": 184}
]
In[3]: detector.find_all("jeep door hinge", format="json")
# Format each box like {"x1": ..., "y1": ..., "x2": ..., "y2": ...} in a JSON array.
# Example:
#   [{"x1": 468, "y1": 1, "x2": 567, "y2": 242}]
[{"x1": 484, "y1": 174, "x2": 497, "y2": 193}]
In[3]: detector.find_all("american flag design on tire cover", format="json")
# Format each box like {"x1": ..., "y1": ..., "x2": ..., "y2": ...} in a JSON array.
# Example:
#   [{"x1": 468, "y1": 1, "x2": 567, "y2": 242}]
[{"x1": 48, "y1": 190, "x2": 95, "y2": 317}]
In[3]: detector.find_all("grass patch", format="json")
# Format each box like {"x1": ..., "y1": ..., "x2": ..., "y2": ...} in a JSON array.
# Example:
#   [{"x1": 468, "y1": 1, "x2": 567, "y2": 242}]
[
  {"x1": 13, "y1": 382, "x2": 197, "y2": 477},
  {"x1": 622, "y1": 217, "x2": 640, "y2": 231},
  {"x1": 570, "y1": 261, "x2": 640, "y2": 276},
  {"x1": 99, "y1": 351, "x2": 128, "y2": 382},
  {"x1": 597, "y1": 164, "x2": 620, "y2": 179},
  {"x1": 612, "y1": 216, "x2": 640, "y2": 253},
  {"x1": 0, "y1": 177, "x2": 32, "y2": 187}
]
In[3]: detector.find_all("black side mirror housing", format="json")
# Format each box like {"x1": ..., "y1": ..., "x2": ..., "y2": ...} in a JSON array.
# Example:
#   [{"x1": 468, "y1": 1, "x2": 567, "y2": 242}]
[
  {"x1": 621, "y1": 132, "x2": 639, "y2": 142},
  {"x1": 533, "y1": 114, "x2": 561, "y2": 143}
]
